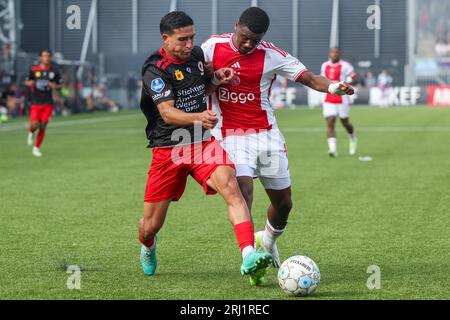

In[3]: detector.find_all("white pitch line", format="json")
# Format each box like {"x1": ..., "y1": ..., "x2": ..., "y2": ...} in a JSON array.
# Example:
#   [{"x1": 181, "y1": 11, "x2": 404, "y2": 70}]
[
  {"x1": 0, "y1": 114, "x2": 140, "y2": 132},
  {"x1": 1, "y1": 117, "x2": 449, "y2": 134},
  {"x1": 41, "y1": 126, "x2": 450, "y2": 135},
  {"x1": 282, "y1": 127, "x2": 450, "y2": 133}
]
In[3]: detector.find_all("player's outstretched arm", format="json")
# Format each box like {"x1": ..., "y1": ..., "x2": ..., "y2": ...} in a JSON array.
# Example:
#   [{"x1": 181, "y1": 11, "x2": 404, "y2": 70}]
[
  {"x1": 298, "y1": 71, "x2": 354, "y2": 95},
  {"x1": 157, "y1": 100, "x2": 218, "y2": 130}
]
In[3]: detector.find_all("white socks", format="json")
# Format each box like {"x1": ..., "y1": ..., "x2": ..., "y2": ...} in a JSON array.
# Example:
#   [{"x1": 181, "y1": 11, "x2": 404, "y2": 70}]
[
  {"x1": 242, "y1": 245, "x2": 255, "y2": 259},
  {"x1": 327, "y1": 137, "x2": 337, "y2": 153},
  {"x1": 263, "y1": 220, "x2": 285, "y2": 250}
]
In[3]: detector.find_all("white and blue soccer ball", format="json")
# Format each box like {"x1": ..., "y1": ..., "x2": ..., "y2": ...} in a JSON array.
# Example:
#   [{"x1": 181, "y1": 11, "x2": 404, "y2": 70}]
[{"x1": 277, "y1": 255, "x2": 321, "y2": 297}]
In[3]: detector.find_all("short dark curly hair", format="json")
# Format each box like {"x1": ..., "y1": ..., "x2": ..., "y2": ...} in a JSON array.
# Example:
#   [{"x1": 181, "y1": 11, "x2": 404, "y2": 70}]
[
  {"x1": 39, "y1": 48, "x2": 52, "y2": 57},
  {"x1": 239, "y1": 7, "x2": 270, "y2": 34},
  {"x1": 160, "y1": 11, "x2": 194, "y2": 35}
]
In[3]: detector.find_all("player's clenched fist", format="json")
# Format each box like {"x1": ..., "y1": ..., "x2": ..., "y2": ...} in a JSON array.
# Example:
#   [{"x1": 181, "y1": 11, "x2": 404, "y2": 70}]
[
  {"x1": 328, "y1": 81, "x2": 355, "y2": 96},
  {"x1": 212, "y1": 68, "x2": 235, "y2": 85},
  {"x1": 198, "y1": 110, "x2": 218, "y2": 129}
]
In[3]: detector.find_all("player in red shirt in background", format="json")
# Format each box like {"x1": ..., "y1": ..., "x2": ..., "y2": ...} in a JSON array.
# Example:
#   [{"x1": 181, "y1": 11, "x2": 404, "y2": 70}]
[
  {"x1": 321, "y1": 47, "x2": 358, "y2": 157},
  {"x1": 25, "y1": 49, "x2": 62, "y2": 157},
  {"x1": 202, "y1": 7, "x2": 354, "y2": 285}
]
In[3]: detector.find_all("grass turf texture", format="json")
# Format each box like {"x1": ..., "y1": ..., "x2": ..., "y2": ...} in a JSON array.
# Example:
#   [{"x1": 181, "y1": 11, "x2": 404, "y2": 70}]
[{"x1": 0, "y1": 106, "x2": 449, "y2": 300}]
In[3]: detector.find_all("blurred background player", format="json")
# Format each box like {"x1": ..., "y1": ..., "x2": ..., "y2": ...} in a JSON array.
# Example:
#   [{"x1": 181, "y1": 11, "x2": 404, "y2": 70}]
[
  {"x1": 138, "y1": 11, "x2": 272, "y2": 280},
  {"x1": 202, "y1": 7, "x2": 354, "y2": 285},
  {"x1": 25, "y1": 49, "x2": 62, "y2": 157},
  {"x1": 321, "y1": 47, "x2": 358, "y2": 157}
]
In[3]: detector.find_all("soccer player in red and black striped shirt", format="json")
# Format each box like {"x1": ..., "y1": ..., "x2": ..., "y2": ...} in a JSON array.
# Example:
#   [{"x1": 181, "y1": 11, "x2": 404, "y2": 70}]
[
  {"x1": 25, "y1": 49, "x2": 62, "y2": 157},
  {"x1": 138, "y1": 11, "x2": 272, "y2": 280}
]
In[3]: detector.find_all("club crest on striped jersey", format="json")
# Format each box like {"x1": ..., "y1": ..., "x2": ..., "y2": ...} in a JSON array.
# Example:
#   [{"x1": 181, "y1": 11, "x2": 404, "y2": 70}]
[{"x1": 175, "y1": 70, "x2": 184, "y2": 81}]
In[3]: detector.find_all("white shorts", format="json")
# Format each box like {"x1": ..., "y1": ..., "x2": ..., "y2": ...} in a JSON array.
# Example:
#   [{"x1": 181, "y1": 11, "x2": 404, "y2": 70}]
[
  {"x1": 323, "y1": 99, "x2": 350, "y2": 119},
  {"x1": 221, "y1": 129, "x2": 291, "y2": 190}
]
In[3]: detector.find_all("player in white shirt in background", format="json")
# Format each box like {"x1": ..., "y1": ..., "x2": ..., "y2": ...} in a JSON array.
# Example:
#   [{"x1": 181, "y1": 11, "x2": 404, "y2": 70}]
[
  {"x1": 321, "y1": 47, "x2": 358, "y2": 157},
  {"x1": 202, "y1": 7, "x2": 355, "y2": 285}
]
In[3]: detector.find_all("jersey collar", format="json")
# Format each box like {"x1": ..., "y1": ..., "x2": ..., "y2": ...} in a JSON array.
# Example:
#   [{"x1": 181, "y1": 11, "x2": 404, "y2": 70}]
[
  {"x1": 38, "y1": 64, "x2": 51, "y2": 71},
  {"x1": 328, "y1": 59, "x2": 342, "y2": 66},
  {"x1": 159, "y1": 47, "x2": 189, "y2": 65}
]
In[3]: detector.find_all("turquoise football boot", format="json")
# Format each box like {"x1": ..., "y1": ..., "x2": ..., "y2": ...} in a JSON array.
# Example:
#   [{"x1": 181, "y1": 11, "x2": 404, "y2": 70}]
[
  {"x1": 241, "y1": 250, "x2": 272, "y2": 286},
  {"x1": 140, "y1": 236, "x2": 157, "y2": 276}
]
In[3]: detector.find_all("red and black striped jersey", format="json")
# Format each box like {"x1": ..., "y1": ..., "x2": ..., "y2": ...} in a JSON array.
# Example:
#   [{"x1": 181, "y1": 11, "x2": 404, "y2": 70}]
[
  {"x1": 27, "y1": 64, "x2": 62, "y2": 105},
  {"x1": 140, "y1": 46, "x2": 211, "y2": 148}
]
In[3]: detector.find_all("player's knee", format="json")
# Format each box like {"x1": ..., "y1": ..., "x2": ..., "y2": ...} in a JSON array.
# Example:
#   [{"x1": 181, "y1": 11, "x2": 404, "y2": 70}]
[
  {"x1": 216, "y1": 175, "x2": 245, "y2": 206},
  {"x1": 220, "y1": 176, "x2": 241, "y2": 198}
]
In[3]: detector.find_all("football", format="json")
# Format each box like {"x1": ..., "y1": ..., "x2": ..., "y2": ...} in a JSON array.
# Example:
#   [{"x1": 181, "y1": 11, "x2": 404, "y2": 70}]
[{"x1": 277, "y1": 255, "x2": 321, "y2": 296}]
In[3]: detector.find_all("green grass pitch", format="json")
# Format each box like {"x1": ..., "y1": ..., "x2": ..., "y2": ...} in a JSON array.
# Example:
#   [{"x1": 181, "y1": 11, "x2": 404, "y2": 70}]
[{"x1": 0, "y1": 106, "x2": 449, "y2": 299}]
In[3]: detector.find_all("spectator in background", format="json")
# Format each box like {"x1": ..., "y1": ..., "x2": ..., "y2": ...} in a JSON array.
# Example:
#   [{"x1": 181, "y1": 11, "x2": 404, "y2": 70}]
[
  {"x1": 435, "y1": 37, "x2": 450, "y2": 57},
  {"x1": 377, "y1": 70, "x2": 393, "y2": 108},
  {"x1": 365, "y1": 71, "x2": 377, "y2": 88},
  {"x1": 0, "y1": 70, "x2": 14, "y2": 90},
  {"x1": 127, "y1": 72, "x2": 140, "y2": 108},
  {"x1": 52, "y1": 83, "x2": 71, "y2": 116},
  {"x1": 377, "y1": 70, "x2": 393, "y2": 90},
  {"x1": 419, "y1": 5, "x2": 431, "y2": 33},
  {"x1": 83, "y1": 76, "x2": 120, "y2": 113},
  {"x1": 0, "y1": 105, "x2": 7, "y2": 123},
  {"x1": 91, "y1": 83, "x2": 120, "y2": 113},
  {"x1": 2, "y1": 82, "x2": 25, "y2": 118},
  {"x1": 0, "y1": 44, "x2": 13, "y2": 71},
  {"x1": 60, "y1": 80, "x2": 77, "y2": 115}
]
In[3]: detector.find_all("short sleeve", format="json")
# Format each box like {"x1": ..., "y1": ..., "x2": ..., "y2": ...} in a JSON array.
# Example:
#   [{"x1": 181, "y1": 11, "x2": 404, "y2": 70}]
[
  {"x1": 272, "y1": 51, "x2": 308, "y2": 82},
  {"x1": 51, "y1": 68, "x2": 63, "y2": 84},
  {"x1": 201, "y1": 38, "x2": 214, "y2": 63},
  {"x1": 142, "y1": 66, "x2": 175, "y2": 106},
  {"x1": 320, "y1": 63, "x2": 326, "y2": 76},
  {"x1": 343, "y1": 63, "x2": 355, "y2": 78}
]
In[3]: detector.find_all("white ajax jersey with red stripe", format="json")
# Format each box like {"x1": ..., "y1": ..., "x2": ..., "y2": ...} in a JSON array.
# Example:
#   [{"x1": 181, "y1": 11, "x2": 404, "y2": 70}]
[
  {"x1": 320, "y1": 59, "x2": 355, "y2": 104},
  {"x1": 201, "y1": 33, "x2": 308, "y2": 140}
]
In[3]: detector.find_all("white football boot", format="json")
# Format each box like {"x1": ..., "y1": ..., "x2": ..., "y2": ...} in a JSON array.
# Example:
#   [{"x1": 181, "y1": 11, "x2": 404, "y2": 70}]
[
  {"x1": 32, "y1": 147, "x2": 42, "y2": 157},
  {"x1": 255, "y1": 230, "x2": 281, "y2": 268},
  {"x1": 27, "y1": 132, "x2": 34, "y2": 146}
]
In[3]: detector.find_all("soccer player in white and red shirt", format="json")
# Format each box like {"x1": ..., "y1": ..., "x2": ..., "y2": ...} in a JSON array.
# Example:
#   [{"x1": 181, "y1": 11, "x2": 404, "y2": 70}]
[
  {"x1": 202, "y1": 7, "x2": 354, "y2": 285},
  {"x1": 321, "y1": 47, "x2": 358, "y2": 157}
]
